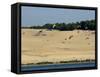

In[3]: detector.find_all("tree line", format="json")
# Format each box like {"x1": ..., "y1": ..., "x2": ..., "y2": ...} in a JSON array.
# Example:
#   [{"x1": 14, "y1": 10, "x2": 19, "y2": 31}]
[{"x1": 22, "y1": 19, "x2": 95, "y2": 31}]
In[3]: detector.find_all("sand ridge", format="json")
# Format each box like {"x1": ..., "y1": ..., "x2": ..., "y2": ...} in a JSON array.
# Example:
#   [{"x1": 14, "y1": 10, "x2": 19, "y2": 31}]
[{"x1": 21, "y1": 29, "x2": 95, "y2": 64}]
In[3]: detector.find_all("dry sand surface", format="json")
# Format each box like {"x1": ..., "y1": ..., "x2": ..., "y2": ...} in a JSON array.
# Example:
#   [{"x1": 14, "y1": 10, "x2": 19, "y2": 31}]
[{"x1": 21, "y1": 29, "x2": 95, "y2": 64}]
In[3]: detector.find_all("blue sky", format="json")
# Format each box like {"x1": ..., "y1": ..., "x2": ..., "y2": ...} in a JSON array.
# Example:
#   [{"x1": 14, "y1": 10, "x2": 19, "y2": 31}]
[{"x1": 21, "y1": 6, "x2": 95, "y2": 27}]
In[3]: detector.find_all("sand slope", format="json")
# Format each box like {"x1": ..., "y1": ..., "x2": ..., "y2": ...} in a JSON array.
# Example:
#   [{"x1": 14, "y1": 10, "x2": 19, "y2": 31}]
[{"x1": 21, "y1": 29, "x2": 95, "y2": 64}]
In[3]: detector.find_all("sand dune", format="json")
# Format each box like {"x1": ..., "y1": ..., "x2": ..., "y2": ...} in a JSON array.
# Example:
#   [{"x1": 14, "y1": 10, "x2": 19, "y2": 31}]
[{"x1": 21, "y1": 29, "x2": 95, "y2": 64}]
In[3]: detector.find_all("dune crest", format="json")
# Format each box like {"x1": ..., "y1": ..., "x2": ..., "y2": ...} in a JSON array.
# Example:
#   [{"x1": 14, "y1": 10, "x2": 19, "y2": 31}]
[{"x1": 21, "y1": 29, "x2": 95, "y2": 64}]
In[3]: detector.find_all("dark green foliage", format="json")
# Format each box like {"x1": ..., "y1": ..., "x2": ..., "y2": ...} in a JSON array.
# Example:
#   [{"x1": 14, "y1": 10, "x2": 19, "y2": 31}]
[
  {"x1": 42, "y1": 23, "x2": 53, "y2": 29},
  {"x1": 80, "y1": 20, "x2": 95, "y2": 30},
  {"x1": 23, "y1": 19, "x2": 95, "y2": 31},
  {"x1": 30, "y1": 25, "x2": 44, "y2": 29}
]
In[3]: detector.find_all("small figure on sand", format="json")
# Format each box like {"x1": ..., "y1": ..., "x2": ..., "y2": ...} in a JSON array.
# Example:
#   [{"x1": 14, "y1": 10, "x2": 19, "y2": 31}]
[
  {"x1": 48, "y1": 24, "x2": 56, "y2": 31},
  {"x1": 53, "y1": 24, "x2": 56, "y2": 29}
]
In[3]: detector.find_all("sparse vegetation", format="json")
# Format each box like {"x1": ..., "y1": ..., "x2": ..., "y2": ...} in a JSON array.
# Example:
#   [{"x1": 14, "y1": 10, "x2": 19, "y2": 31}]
[
  {"x1": 35, "y1": 62, "x2": 54, "y2": 65},
  {"x1": 22, "y1": 59, "x2": 95, "y2": 65}
]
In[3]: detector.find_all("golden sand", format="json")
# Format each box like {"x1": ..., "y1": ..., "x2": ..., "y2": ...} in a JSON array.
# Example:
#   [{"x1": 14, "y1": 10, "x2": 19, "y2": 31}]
[{"x1": 21, "y1": 29, "x2": 95, "y2": 64}]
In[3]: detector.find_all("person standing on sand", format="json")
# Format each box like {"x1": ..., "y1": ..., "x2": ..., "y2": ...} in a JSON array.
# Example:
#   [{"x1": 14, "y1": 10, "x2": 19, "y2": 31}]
[
  {"x1": 48, "y1": 24, "x2": 56, "y2": 30},
  {"x1": 52, "y1": 24, "x2": 56, "y2": 29}
]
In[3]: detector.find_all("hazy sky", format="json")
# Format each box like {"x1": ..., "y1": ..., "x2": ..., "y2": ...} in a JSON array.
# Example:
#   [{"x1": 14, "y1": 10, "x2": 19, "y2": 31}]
[{"x1": 21, "y1": 6, "x2": 95, "y2": 27}]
